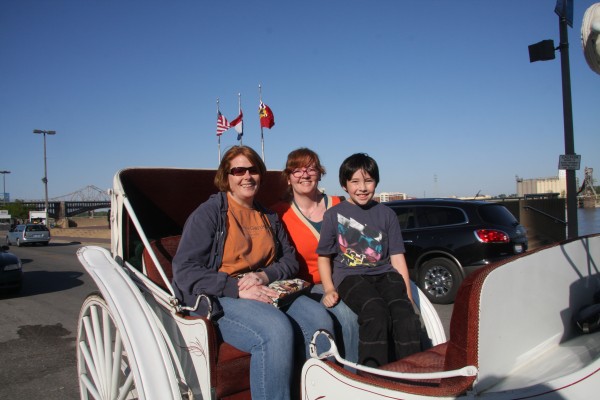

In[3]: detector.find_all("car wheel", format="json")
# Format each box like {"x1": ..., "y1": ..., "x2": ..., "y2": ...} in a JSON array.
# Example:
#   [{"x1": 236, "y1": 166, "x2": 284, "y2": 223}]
[
  {"x1": 418, "y1": 257, "x2": 462, "y2": 304},
  {"x1": 42, "y1": 241, "x2": 49, "y2": 246},
  {"x1": 8, "y1": 283, "x2": 22, "y2": 294}
]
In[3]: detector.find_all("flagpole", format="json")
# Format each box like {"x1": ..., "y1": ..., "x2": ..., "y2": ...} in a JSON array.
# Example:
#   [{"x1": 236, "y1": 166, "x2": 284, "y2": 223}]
[
  {"x1": 217, "y1": 98, "x2": 221, "y2": 163},
  {"x1": 259, "y1": 84, "x2": 265, "y2": 162},
  {"x1": 238, "y1": 92, "x2": 243, "y2": 146}
]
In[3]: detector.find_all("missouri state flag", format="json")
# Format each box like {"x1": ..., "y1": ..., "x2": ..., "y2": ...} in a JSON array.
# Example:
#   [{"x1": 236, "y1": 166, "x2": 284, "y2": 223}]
[
  {"x1": 230, "y1": 110, "x2": 243, "y2": 140},
  {"x1": 216, "y1": 111, "x2": 231, "y2": 136},
  {"x1": 259, "y1": 101, "x2": 275, "y2": 129}
]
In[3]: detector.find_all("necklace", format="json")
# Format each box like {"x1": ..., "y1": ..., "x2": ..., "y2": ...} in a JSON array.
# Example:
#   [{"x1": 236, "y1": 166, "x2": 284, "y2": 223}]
[{"x1": 293, "y1": 194, "x2": 324, "y2": 221}]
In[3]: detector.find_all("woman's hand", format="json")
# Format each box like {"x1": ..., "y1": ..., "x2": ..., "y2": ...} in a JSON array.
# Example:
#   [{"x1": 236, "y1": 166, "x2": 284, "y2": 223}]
[
  {"x1": 237, "y1": 272, "x2": 277, "y2": 304},
  {"x1": 322, "y1": 289, "x2": 339, "y2": 308},
  {"x1": 238, "y1": 283, "x2": 279, "y2": 304},
  {"x1": 237, "y1": 272, "x2": 268, "y2": 291}
]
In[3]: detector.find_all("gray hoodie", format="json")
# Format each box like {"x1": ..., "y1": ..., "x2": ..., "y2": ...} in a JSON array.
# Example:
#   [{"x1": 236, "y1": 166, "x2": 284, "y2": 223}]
[{"x1": 172, "y1": 192, "x2": 298, "y2": 317}]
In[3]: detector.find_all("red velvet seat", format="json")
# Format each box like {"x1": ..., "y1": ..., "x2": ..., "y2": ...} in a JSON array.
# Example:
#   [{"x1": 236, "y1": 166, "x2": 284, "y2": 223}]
[
  {"x1": 142, "y1": 235, "x2": 252, "y2": 400},
  {"x1": 319, "y1": 261, "x2": 493, "y2": 397}
]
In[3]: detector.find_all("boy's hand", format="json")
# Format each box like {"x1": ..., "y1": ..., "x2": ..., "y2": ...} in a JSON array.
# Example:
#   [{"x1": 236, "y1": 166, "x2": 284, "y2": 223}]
[{"x1": 322, "y1": 289, "x2": 339, "y2": 308}]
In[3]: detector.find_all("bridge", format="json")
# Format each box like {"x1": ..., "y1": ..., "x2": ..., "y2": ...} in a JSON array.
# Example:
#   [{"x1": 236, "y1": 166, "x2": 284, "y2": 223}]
[
  {"x1": 10, "y1": 185, "x2": 110, "y2": 219},
  {"x1": 19, "y1": 200, "x2": 110, "y2": 219}
]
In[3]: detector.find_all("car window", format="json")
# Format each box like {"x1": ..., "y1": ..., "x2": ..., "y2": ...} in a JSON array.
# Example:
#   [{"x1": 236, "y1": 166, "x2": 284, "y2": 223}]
[
  {"x1": 26, "y1": 225, "x2": 49, "y2": 232},
  {"x1": 416, "y1": 206, "x2": 467, "y2": 228},
  {"x1": 478, "y1": 204, "x2": 518, "y2": 226},
  {"x1": 393, "y1": 207, "x2": 417, "y2": 230}
]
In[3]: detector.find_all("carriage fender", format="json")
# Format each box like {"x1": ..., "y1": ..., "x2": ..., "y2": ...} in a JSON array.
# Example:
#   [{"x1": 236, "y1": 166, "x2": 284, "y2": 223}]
[{"x1": 77, "y1": 245, "x2": 183, "y2": 400}]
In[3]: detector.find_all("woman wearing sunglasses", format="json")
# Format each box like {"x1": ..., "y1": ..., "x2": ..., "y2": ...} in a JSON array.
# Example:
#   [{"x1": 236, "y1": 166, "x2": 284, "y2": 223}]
[
  {"x1": 273, "y1": 148, "x2": 359, "y2": 365},
  {"x1": 172, "y1": 146, "x2": 333, "y2": 400}
]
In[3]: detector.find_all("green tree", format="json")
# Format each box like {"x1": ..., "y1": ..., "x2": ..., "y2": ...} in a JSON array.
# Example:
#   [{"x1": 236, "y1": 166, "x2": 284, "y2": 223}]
[{"x1": 5, "y1": 201, "x2": 34, "y2": 221}]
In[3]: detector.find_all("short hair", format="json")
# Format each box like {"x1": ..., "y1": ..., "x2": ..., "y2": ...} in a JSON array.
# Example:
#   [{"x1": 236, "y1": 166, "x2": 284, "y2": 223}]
[
  {"x1": 283, "y1": 147, "x2": 326, "y2": 179},
  {"x1": 338, "y1": 153, "x2": 380, "y2": 187},
  {"x1": 281, "y1": 148, "x2": 326, "y2": 200},
  {"x1": 214, "y1": 146, "x2": 267, "y2": 192}
]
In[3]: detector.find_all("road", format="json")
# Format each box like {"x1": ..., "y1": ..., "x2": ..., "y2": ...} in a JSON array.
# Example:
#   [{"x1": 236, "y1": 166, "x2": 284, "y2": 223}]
[
  {"x1": 0, "y1": 234, "x2": 452, "y2": 399},
  {"x1": 0, "y1": 236, "x2": 106, "y2": 400}
]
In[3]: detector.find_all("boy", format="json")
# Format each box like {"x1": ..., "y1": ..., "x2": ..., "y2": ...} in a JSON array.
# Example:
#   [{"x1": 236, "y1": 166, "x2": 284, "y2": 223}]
[{"x1": 317, "y1": 153, "x2": 421, "y2": 367}]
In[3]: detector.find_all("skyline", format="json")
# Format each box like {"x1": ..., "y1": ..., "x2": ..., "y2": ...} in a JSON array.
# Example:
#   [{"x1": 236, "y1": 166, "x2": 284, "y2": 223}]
[{"x1": 1, "y1": 1, "x2": 599, "y2": 201}]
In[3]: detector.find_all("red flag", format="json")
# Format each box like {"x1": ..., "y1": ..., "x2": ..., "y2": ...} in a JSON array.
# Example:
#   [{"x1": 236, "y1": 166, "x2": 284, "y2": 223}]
[
  {"x1": 259, "y1": 101, "x2": 275, "y2": 129},
  {"x1": 230, "y1": 110, "x2": 243, "y2": 140},
  {"x1": 216, "y1": 111, "x2": 231, "y2": 136}
]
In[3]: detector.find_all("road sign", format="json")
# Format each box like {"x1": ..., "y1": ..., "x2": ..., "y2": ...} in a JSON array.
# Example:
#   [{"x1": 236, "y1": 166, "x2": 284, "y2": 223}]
[
  {"x1": 558, "y1": 154, "x2": 580, "y2": 170},
  {"x1": 555, "y1": 0, "x2": 573, "y2": 27}
]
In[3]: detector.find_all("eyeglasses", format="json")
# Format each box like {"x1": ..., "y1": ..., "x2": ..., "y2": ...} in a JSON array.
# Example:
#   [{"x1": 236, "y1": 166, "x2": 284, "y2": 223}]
[
  {"x1": 229, "y1": 166, "x2": 259, "y2": 176},
  {"x1": 291, "y1": 167, "x2": 319, "y2": 178}
]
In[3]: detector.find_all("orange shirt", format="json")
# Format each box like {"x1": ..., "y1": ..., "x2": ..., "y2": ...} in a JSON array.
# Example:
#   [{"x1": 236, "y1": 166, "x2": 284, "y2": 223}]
[
  {"x1": 220, "y1": 193, "x2": 275, "y2": 276},
  {"x1": 273, "y1": 195, "x2": 341, "y2": 284}
]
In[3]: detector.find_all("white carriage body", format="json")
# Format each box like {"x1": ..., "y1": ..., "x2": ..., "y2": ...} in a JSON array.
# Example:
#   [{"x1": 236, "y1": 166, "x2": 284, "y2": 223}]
[{"x1": 77, "y1": 167, "x2": 600, "y2": 399}]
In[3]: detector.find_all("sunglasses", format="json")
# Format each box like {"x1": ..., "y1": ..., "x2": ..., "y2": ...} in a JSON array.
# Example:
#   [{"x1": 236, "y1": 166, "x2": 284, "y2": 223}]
[{"x1": 229, "y1": 166, "x2": 260, "y2": 176}]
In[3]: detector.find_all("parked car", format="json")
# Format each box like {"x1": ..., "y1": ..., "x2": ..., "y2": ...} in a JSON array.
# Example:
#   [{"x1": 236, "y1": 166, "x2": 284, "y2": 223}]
[
  {"x1": 5, "y1": 224, "x2": 51, "y2": 247},
  {"x1": 0, "y1": 245, "x2": 22, "y2": 293},
  {"x1": 384, "y1": 198, "x2": 528, "y2": 304}
]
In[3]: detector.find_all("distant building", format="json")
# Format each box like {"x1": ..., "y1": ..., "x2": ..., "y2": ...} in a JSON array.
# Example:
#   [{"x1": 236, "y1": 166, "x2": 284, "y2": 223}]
[
  {"x1": 376, "y1": 192, "x2": 407, "y2": 202},
  {"x1": 516, "y1": 170, "x2": 567, "y2": 197}
]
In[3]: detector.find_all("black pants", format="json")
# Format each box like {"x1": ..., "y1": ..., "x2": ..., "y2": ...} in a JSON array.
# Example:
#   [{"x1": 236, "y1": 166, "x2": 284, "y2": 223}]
[{"x1": 338, "y1": 272, "x2": 421, "y2": 367}]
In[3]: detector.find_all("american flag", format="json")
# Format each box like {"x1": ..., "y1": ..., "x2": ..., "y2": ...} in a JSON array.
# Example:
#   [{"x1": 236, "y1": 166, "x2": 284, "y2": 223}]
[{"x1": 216, "y1": 111, "x2": 231, "y2": 136}]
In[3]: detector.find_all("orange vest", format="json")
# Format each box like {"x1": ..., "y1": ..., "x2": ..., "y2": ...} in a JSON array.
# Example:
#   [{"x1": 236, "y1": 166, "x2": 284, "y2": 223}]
[{"x1": 273, "y1": 195, "x2": 341, "y2": 284}]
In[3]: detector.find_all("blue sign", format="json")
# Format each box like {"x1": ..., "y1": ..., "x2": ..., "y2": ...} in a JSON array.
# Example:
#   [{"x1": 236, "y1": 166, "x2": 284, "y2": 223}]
[{"x1": 555, "y1": 0, "x2": 573, "y2": 27}]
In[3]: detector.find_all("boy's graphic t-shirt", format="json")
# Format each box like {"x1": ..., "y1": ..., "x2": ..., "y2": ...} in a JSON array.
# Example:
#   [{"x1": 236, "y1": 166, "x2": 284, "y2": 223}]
[{"x1": 317, "y1": 201, "x2": 405, "y2": 288}]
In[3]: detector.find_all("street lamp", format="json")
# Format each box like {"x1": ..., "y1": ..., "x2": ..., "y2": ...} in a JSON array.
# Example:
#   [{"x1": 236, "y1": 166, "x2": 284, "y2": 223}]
[
  {"x1": 0, "y1": 170, "x2": 10, "y2": 205},
  {"x1": 528, "y1": 0, "x2": 578, "y2": 239},
  {"x1": 33, "y1": 129, "x2": 56, "y2": 216}
]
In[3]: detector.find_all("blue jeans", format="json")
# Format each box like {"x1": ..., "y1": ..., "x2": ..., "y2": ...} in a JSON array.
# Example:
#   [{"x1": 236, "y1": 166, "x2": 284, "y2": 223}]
[
  {"x1": 310, "y1": 284, "x2": 359, "y2": 364},
  {"x1": 216, "y1": 295, "x2": 333, "y2": 400}
]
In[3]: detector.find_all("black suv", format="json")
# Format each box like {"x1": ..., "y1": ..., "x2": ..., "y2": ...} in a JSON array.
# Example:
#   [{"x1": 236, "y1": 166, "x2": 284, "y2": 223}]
[{"x1": 384, "y1": 199, "x2": 528, "y2": 304}]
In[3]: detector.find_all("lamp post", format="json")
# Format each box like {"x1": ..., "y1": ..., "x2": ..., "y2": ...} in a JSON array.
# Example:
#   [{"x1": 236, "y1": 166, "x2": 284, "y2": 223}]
[
  {"x1": 528, "y1": 0, "x2": 578, "y2": 239},
  {"x1": 0, "y1": 170, "x2": 10, "y2": 205},
  {"x1": 33, "y1": 129, "x2": 56, "y2": 216}
]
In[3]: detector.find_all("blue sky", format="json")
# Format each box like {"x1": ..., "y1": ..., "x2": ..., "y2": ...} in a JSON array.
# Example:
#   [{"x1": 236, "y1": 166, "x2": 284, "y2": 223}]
[{"x1": 1, "y1": 0, "x2": 598, "y2": 201}]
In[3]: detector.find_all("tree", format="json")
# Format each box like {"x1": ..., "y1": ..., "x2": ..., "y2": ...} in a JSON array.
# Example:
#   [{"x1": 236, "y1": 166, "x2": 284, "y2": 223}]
[{"x1": 5, "y1": 201, "x2": 34, "y2": 221}]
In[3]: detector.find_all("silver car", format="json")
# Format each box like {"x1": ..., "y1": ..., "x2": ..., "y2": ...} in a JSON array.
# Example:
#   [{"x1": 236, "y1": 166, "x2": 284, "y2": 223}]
[{"x1": 6, "y1": 224, "x2": 51, "y2": 247}]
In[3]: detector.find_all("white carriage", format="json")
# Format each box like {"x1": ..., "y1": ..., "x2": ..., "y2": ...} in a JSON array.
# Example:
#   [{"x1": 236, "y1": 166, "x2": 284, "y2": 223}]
[{"x1": 76, "y1": 167, "x2": 600, "y2": 399}]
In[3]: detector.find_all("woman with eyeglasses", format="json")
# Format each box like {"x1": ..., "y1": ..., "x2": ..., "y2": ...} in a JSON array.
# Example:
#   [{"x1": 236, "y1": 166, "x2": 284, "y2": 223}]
[
  {"x1": 273, "y1": 148, "x2": 359, "y2": 365},
  {"x1": 172, "y1": 145, "x2": 333, "y2": 400}
]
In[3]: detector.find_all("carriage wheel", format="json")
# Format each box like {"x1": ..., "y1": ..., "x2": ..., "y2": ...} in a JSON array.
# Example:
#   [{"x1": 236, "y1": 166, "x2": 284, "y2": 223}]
[{"x1": 77, "y1": 293, "x2": 140, "y2": 400}]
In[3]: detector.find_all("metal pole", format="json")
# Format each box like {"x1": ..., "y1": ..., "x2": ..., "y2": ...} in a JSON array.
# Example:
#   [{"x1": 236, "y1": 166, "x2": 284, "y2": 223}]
[
  {"x1": 558, "y1": 15, "x2": 578, "y2": 238},
  {"x1": 33, "y1": 129, "x2": 56, "y2": 219},
  {"x1": 43, "y1": 132, "x2": 49, "y2": 213},
  {"x1": 0, "y1": 171, "x2": 10, "y2": 205}
]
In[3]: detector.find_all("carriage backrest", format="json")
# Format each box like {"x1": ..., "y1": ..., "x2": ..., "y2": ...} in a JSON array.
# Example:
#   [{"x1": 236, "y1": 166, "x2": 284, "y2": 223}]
[
  {"x1": 118, "y1": 168, "x2": 288, "y2": 241},
  {"x1": 142, "y1": 235, "x2": 181, "y2": 292},
  {"x1": 120, "y1": 168, "x2": 288, "y2": 290}
]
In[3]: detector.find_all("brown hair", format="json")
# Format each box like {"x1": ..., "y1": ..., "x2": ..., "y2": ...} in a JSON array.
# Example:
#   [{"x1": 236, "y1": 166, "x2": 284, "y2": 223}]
[
  {"x1": 214, "y1": 146, "x2": 267, "y2": 192},
  {"x1": 283, "y1": 148, "x2": 326, "y2": 178},
  {"x1": 281, "y1": 148, "x2": 326, "y2": 200}
]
